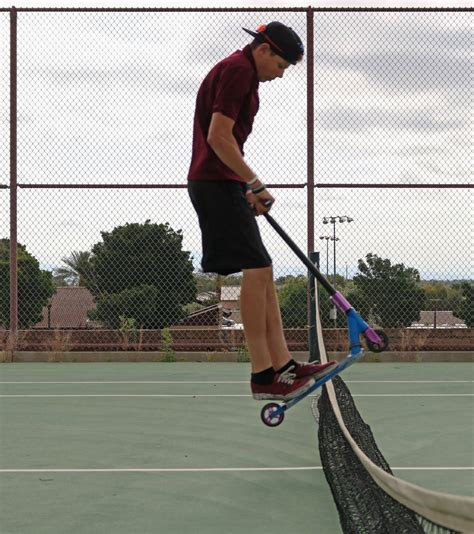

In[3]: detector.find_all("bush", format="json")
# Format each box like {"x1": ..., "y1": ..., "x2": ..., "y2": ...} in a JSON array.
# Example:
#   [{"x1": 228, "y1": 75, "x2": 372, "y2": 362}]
[
  {"x1": 86, "y1": 221, "x2": 196, "y2": 328},
  {"x1": 0, "y1": 240, "x2": 55, "y2": 328}
]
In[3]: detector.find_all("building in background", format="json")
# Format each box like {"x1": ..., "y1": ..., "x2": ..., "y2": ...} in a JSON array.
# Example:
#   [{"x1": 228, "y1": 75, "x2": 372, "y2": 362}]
[{"x1": 410, "y1": 311, "x2": 466, "y2": 329}]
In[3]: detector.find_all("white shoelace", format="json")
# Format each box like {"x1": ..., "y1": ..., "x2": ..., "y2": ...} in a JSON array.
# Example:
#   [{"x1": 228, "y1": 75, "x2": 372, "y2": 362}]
[{"x1": 277, "y1": 368, "x2": 297, "y2": 385}]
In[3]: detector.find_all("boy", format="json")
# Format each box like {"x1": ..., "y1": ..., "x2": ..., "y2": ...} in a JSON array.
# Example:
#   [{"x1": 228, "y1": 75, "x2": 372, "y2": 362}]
[{"x1": 188, "y1": 22, "x2": 336, "y2": 400}]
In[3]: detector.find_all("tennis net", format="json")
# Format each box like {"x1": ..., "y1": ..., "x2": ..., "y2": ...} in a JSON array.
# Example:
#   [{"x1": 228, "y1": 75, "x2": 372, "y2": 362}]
[{"x1": 311, "y1": 289, "x2": 474, "y2": 533}]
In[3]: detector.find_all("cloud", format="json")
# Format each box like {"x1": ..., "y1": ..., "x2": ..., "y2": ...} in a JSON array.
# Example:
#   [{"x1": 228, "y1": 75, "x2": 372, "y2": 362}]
[
  {"x1": 317, "y1": 107, "x2": 466, "y2": 132},
  {"x1": 314, "y1": 11, "x2": 471, "y2": 93},
  {"x1": 317, "y1": 51, "x2": 471, "y2": 93},
  {"x1": 0, "y1": 8, "x2": 470, "y2": 281}
]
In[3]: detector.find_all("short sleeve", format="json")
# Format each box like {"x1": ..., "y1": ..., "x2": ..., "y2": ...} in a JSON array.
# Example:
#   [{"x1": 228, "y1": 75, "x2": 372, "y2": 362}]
[{"x1": 212, "y1": 64, "x2": 252, "y2": 121}]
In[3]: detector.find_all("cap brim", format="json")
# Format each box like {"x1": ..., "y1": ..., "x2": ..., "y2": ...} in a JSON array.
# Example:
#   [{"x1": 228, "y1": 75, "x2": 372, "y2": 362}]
[{"x1": 242, "y1": 27, "x2": 262, "y2": 40}]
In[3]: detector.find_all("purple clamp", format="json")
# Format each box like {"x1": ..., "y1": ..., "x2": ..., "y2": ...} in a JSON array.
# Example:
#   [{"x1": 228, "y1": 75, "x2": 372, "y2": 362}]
[
  {"x1": 364, "y1": 327, "x2": 382, "y2": 345},
  {"x1": 330, "y1": 292, "x2": 353, "y2": 313}
]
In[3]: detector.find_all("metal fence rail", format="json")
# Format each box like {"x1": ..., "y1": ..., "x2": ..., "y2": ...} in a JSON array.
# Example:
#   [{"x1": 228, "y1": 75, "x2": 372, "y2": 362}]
[{"x1": 0, "y1": 7, "x2": 472, "y2": 353}]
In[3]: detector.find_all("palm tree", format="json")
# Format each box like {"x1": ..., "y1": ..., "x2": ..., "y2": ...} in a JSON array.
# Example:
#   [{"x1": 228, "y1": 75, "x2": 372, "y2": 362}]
[{"x1": 54, "y1": 251, "x2": 95, "y2": 287}]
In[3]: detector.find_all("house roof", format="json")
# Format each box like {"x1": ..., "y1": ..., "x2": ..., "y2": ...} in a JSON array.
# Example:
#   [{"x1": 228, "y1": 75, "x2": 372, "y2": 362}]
[
  {"x1": 35, "y1": 287, "x2": 97, "y2": 329},
  {"x1": 413, "y1": 311, "x2": 466, "y2": 328},
  {"x1": 178, "y1": 304, "x2": 222, "y2": 327},
  {"x1": 34, "y1": 288, "x2": 228, "y2": 329}
]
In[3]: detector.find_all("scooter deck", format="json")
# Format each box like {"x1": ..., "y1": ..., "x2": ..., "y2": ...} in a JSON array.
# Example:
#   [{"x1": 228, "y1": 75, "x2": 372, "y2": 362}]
[{"x1": 272, "y1": 350, "x2": 364, "y2": 417}]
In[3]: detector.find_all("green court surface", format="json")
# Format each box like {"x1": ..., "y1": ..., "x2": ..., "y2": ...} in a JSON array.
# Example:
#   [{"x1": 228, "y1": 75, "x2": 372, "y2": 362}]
[{"x1": 0, "y1": 362, "x2": 472, "y2": 534}]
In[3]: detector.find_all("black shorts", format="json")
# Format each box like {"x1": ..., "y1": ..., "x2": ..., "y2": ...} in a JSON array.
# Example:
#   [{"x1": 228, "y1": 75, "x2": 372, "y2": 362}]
[{"x1": 188, "y1": 180, "x2": 272, "y2": 276}]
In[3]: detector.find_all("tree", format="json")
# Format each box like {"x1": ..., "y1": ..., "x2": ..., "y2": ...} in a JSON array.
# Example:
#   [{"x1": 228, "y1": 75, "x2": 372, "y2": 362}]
[
  {"x1": 454, "y1": 282, "x2": 473, "y2": 327},
  {"x1": 223, "y1": 274, "x2": 243, "y2": 286},
  {"x1": 194, "y1": 271, "x2": 218, "y2": 293},
  {"x1": 88, "y1": 285, "x2": 183, "y2": 330},
  {"x1": 277, "y1": 275, "x2": 347, "y2": 329},
  {"x1": 86, "y1": 221, "x2": 196, "y2": 329},
  {"x1": 278, "y1": 275, "x2": 308, "y2": 328},
  {"x1": 421, "y1": 281, "x2": 463, "y2": 313},
  {"x1": 276, "y1": 275, "x2": 300, "y2": 287},
  {"x1": 53, "y1": 251, "x2": 96, "y2": 287},
  {"x1": 348, "y1": 253, "x2": 425, "y2": 328},
  {"x1": 0, "y1": 240, "x2": 55, "y2": 328},
  {"x1": 318, "y1": 285, "x2": 347, "y2": 328}
]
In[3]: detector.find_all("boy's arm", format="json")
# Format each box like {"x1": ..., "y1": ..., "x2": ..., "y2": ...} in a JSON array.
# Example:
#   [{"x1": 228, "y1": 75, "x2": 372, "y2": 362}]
[
  {"x1": 207, "y1": 112, "x2": 256, "y2": 182},
  {"x1": 207, "y1": 112, "x2": 274, "y2": 213}
]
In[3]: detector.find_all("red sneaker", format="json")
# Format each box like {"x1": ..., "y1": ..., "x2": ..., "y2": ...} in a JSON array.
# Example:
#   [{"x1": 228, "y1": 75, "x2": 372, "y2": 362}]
[
  {"x1": 251, "y1": 372, "x2": 315, "y2": 401},
  {"x1": 291, "y1": 360, "x2": 338, "y2": 380}
]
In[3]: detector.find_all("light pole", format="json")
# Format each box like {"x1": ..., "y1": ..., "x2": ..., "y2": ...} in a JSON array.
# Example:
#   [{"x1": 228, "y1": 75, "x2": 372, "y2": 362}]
[
  {"x1": 322, "y1": 215, "x2": 354, "y2": 326},
  {"x1": 318, "y1": 236, "x2": 334, "y2": 277}
]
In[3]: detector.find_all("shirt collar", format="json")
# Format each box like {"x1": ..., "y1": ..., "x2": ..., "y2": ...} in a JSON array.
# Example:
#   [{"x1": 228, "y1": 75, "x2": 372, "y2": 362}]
[{"x1": 242, "y1": 44, "x2": 259, "y2": 81}]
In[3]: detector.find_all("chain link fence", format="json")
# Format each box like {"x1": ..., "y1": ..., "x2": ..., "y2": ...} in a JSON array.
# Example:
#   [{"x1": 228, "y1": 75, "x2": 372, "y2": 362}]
[{"x1": 0, "y1": 8, "x2": 472, "y2": 354}]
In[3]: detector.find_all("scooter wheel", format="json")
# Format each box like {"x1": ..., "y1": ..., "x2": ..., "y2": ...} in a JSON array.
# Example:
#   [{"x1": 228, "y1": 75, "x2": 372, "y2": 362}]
[
  {"x1": 366, "y1": 329, "x2": 389, "y2": 353},
  {"x1": 261, "y1": 403, "x2": 285, "y2": 427}
]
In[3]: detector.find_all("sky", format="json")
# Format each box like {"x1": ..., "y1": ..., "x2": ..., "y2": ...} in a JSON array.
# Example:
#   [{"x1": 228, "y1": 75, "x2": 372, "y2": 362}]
[{"x1": 0, "y1": 1, "x2": 471, "y2": 282}]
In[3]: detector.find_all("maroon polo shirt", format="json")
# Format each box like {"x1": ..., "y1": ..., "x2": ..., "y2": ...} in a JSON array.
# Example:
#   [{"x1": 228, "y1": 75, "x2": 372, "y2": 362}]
[{"x1": 187, "y1": 45, "x2": 260, "y2": 182}]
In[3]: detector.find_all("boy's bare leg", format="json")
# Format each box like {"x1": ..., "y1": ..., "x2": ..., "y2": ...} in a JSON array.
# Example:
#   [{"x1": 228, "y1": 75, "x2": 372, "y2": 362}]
[
  {"x1": 264, "y1": 277, "x2": 292, "y2": 371},
  {"x1": 241, "y1": 266, "x2": 292, "y2": 373},
  {"x1": 240, "y1": 266, "x2": 273, "y2": 373}
]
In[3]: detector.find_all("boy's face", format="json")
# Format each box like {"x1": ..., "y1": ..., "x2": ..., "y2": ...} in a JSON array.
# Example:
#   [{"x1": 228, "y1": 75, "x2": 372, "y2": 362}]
[{"x1": 254, "y1": 44, "x2": 291, "y2": 82}]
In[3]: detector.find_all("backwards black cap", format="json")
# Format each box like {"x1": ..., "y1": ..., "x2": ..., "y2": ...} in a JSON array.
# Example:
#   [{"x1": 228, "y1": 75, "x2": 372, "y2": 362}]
[{"x1": 243, "y1": 22, "x2": 304, "y2": 65}]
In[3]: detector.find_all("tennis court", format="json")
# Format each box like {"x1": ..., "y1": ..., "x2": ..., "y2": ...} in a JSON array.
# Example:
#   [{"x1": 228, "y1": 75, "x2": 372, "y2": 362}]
[{"x1": 0, "y1": 361, "x2": 472, "y2": 534}]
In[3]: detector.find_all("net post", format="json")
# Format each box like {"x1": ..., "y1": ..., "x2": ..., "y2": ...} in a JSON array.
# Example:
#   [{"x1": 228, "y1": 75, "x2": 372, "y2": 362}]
[{"x1": 308, "y1": 251, "x2": 320, "y2": 362}]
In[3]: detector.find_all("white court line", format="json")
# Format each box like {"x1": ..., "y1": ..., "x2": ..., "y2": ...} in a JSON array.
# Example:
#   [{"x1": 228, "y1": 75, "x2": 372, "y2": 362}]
[
  {"x1": 0, "y1": 466, "x2": 472, "y2": 474},
  {"x1": 0, "y1": 394, "x2": 250, "y2": 398},
  {"x1": 0, "y1": 381, "x2": 467, "y2": 385},
  {"x1": 0, "y1": 394, "x2": 472, "y2": 398},
  {"x1": 349, "y1": 394, "x2": 473, "y2": 397},
  {"x1": 348, "y1": 381, "x2": 474, "y2": 384},
  {"x1": 1, "y1": 467, "x2": 323, "y2": 473},
  {"x1": 0, "y1": 381, "x2": 249, "y2": 384}
]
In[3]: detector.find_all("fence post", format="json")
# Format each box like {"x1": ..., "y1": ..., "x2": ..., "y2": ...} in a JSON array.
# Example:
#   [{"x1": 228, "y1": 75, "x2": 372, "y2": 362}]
[
  {"x1": 306, "y1": 7, "x2": 316, "y2": 360},
  {"x1": 9, "y1": 6, "x2": 18, "y2": 355},
  {"x1": 308, "y1": 251, "x2": 320, "y2": 362},
  {"x1": 306, "y1": 6, "x2": 314, "y2": 255}
]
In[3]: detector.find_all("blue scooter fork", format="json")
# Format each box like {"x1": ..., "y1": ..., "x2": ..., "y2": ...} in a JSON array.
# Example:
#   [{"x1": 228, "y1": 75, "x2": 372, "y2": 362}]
[{"x1": 330, "y1": 291, "x2": 383, "y2": 353}]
